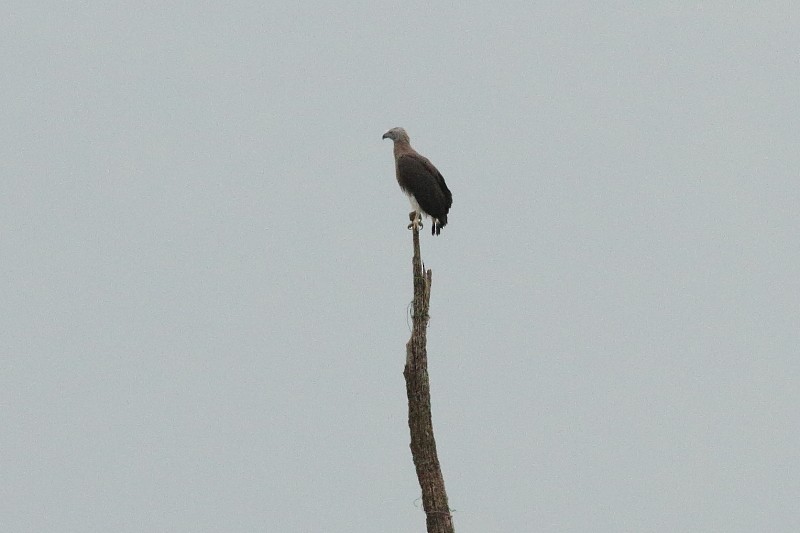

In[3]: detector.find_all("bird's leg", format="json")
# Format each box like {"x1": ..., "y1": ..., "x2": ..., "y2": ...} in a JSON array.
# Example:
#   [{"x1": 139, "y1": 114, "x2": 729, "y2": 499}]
[{"x1": 407, "y1": 210, "x2": 423, "y2": 231}]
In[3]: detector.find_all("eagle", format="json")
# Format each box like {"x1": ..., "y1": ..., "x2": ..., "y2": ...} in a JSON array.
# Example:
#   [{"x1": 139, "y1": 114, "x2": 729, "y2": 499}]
[{"x1": 382, "y1": 127, "x2": 453, "y2": 235}]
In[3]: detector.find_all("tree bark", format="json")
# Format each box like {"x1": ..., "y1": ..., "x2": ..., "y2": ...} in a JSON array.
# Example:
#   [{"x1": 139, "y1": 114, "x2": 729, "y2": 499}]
[{"x1": 403, "y1": 223, "x2": 455, "y2": 533}]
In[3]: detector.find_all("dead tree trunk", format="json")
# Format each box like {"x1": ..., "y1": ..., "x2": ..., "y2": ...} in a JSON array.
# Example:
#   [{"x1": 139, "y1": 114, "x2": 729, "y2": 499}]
[{"x1": 403, "y1": 223, "x2": 455, "y2": 533}]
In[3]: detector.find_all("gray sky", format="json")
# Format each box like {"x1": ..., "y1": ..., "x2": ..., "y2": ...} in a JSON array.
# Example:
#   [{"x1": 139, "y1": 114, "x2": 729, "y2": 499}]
[{"x1": 2, "y1": 2, "x2": 799, "y2": 532}]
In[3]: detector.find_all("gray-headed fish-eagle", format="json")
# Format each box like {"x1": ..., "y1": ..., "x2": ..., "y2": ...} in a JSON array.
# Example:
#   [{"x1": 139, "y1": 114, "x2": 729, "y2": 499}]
[{"x1": 382, "y1": 127, "x2": 453, "y2": 235}]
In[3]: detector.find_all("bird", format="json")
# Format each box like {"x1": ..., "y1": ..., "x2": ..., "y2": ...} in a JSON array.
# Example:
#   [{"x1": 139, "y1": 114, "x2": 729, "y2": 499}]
[{"x1": 382, "y1": 127, "x2": 453, "y2": 235}]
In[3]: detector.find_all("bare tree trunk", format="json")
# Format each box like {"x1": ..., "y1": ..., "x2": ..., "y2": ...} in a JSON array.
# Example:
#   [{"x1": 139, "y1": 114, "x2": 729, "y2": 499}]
[{"x1": 403, "y1": 223, "x2": 455, "y2": 533}]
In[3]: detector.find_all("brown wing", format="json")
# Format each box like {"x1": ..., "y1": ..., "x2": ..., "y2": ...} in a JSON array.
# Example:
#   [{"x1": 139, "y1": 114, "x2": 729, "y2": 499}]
[{"x1": 396, "y1": 154, "x2": 453, "y2": 220}]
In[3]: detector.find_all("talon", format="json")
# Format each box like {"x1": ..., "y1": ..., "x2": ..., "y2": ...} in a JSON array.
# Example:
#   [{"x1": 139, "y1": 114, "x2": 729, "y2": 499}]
[{"x1": 407, "y1": 211, "x2": 423, "y2": 231}]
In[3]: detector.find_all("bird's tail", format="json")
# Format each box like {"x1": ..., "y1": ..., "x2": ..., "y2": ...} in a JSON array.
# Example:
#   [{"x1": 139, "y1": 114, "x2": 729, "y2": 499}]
[{"x1": 433, "y1": 215, "x2": 448, "y2": 236}]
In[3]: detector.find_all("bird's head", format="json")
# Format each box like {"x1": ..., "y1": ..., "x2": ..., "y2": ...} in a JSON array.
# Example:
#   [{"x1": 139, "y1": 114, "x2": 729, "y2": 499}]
[{"x1": 382, "y1": 127, "x2": 410, "y2": 143}]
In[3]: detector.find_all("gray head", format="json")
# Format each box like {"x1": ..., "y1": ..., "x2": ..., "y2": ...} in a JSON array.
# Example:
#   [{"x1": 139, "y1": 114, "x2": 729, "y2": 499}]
[{"x1": 382, "y1": 127, "x2": 410, "y2": 143}]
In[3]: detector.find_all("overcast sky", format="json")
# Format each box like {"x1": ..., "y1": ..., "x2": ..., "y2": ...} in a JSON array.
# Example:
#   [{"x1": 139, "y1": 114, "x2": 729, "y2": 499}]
[{"x1": 2, "y1": 3, "x2": 799, "y2": 532}]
